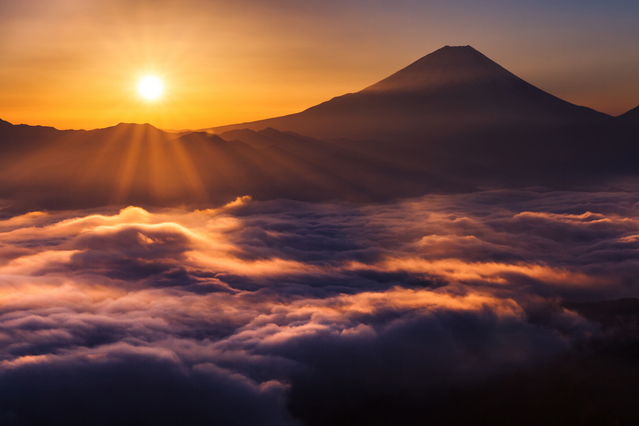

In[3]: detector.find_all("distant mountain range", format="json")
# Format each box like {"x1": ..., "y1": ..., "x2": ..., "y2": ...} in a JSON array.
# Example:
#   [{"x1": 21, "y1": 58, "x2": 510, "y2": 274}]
[
  {"x1": 0, "y1": 46, "x2": 637, "y2": 211},
  {"x1": 0, "y1": 121, "x2": 457, "y2": 211}
]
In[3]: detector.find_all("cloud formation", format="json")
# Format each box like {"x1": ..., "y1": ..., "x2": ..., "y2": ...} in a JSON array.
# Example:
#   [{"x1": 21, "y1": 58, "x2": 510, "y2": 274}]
[{"x1": 1, "y1": 189, "x2": 639, "y2": 424}]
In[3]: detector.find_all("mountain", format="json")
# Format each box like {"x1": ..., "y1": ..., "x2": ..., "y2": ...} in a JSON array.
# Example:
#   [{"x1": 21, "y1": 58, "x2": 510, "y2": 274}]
[
  {"x1": 208, "y1": 46, "x2": 630, "y2": 187},
  {"x1": 0, "y1": 121, "x2": 458, "y2": 212},
  {"x1": 618, "y1": 105, "x2": 639, "y2": 122},
  {"x1": 210, "y1": 46, "x2": 609, "y2": 141}
]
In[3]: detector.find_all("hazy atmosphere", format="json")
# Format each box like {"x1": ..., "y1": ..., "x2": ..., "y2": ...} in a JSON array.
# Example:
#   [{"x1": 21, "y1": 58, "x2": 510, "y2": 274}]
[{"x1": 1, "y1": 1, "x2": 639, "y2": 425}]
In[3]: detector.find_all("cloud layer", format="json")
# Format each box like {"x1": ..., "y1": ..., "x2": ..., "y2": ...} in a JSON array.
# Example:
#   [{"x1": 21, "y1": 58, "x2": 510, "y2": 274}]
[{"x1": 1, "y1": 189, "x2": 639, "y2": 424}]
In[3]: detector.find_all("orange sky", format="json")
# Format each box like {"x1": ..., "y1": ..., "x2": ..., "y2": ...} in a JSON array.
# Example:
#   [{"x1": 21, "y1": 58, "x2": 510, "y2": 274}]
[{"x1": 0, "y1": 0, "x2": 637, "y2": 130}]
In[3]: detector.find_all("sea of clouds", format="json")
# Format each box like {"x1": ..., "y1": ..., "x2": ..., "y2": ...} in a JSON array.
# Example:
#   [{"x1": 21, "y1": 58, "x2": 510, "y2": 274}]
[{"x1": 1, "y1": 189, "x2": 639, "y2": 425}]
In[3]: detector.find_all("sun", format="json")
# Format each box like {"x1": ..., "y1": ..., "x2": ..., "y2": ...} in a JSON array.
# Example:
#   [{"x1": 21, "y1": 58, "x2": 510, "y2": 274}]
[{"x1": 137, "y1": 75, "x2": 164, "y2": 101}]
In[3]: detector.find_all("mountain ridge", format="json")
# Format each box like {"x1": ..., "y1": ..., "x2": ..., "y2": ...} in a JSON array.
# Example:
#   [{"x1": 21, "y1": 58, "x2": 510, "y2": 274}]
[{"x1": 618, "y1": 105, "x2": 639, "y2": 121}]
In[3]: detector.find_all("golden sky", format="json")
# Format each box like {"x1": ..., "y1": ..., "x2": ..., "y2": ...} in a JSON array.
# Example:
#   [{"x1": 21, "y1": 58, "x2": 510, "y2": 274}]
[{"x1": 0, "y1": 0, "x2": 637, "y2": 130}]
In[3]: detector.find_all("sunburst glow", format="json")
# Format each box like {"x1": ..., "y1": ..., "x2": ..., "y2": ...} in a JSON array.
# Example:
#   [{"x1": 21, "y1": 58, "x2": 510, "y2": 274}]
[{"x1": 138, "y1": 76, "x2": 164, "y2": 101}]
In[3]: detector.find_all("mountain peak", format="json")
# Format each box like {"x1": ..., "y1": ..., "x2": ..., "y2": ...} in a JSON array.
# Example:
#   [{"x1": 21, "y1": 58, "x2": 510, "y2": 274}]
[
  {"x1": 442, "y1": 44, "x2": 473, "y2": 49},
  {"x1": 362, "y1": 45, "x2": 517, "y2": 94},
  {"x1": 114, "y1": 122, "x2": 158, "y2": 129}
]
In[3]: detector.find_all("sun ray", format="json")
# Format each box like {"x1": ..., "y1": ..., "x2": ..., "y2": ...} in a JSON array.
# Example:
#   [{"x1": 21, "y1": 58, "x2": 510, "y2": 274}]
[{"x1": 114, "y1": 123, "x2": 147, "y2": 204}]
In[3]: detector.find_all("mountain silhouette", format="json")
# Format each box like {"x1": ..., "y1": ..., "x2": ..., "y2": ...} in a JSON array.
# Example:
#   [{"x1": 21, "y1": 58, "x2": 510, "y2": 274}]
[
  {"x1": 0, "y1": 46, "x2": 636, "y2": 212},
  {"x1": 208, "y1": 46, "x2": 634, "y2": 187},
  {"x1": 210, "y1": 46, "x2": 608, "y2": 141},
  {"x1": 0, "y1": 120, "x2": 458, "y2": 212},
  {"x1": 618, "y1": 105, "x2": 639, "y2": 122}
]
